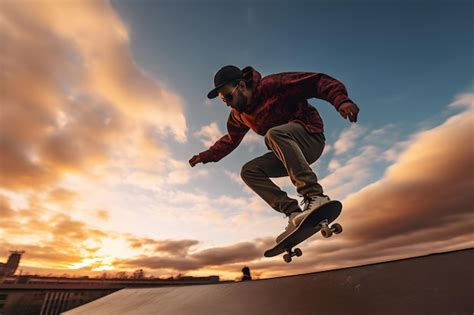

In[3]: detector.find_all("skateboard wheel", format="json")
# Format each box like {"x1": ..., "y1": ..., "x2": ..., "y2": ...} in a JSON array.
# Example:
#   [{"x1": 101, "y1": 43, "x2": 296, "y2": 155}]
[
  {"x1": 321, "y1": 226, "x2": 332, "y2": 238},
  {"x1": 332, "y1": 223, "x2": 343, "y2": 234},
  {"x1": 294, "y1": 248, "x2": 303, "y2": 257},
  {"x1": 283, "y1": 254, "x2": 292, "y2": 263}
]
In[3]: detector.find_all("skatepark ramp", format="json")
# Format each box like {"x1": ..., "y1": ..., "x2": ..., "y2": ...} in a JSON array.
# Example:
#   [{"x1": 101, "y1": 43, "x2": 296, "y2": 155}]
[{"x1": 64, "y1": 248, "x2": 473, "y2": 315}]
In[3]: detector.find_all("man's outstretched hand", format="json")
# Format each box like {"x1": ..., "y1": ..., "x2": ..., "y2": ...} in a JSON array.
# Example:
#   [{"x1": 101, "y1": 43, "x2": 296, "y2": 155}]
[
  {"x1": 338, "y1": 102, "x2": 360, "y2": 123},
  {"x1": 189, "y1": 154, "x2": 202, "y2": 167}
]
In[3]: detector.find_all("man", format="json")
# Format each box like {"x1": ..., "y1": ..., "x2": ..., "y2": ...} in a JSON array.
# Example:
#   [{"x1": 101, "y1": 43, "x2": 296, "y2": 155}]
[{"x1": 189, "y1": 65, "x2": 359, "y2": 243}]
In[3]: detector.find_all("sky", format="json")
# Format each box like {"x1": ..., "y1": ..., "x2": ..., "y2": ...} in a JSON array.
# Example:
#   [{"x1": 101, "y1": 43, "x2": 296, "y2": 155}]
[{"x1": 0, "y1": 0, "x2": 473, "y2": 281}]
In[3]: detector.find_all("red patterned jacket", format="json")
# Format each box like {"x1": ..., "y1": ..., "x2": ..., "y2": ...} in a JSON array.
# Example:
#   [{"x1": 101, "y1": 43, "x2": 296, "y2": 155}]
[{"x1": 199, "y1": 67, "x2": 355, "y2": 163}]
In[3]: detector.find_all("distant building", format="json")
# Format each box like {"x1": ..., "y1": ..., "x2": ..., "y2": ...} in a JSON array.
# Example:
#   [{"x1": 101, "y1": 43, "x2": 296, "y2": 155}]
[
  {"x1": 0, "y1": 274, "x2": 220, "y2": 315},
  {"x1": 0, "y1": 251, "x2": 24, "y2": 281},
  {"x1": 0, "y1": 252, "x2": 221, "y2": 314},
  {"x1": 0, "y1": 287, "x2": 111, "y2": 315}
]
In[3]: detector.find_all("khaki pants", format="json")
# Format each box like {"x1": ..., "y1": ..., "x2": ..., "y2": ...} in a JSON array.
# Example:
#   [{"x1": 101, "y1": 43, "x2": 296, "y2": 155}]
[{"x1": 241, "y1": 123, "x2": 325, "y2": 216}]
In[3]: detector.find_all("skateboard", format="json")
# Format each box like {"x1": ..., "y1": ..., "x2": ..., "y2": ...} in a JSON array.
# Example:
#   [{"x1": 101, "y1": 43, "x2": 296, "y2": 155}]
[{"x1": 264, "y1": 200, "x2": 343, "y2": 263}]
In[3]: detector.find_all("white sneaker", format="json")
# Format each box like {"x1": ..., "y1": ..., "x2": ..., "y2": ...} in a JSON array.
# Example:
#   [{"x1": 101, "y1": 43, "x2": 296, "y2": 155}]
[
  {"x1": 275, "y1": 194, "x2": 331, "y2": 244},
  {"x1": 275, "y1": 211, "x2": 309, "y2": 243},
  {"x1": 300, "y1": 193, "x2": 331, "y2": 213}
]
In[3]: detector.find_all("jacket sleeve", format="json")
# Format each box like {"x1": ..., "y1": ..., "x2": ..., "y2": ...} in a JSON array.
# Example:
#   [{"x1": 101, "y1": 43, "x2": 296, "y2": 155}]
[
  {"x1": 278, "y1": 72, "x2": 355, "y2": 111},
  {"x1": 198, "y1": 111, "x2": 249, "y2": 163}
]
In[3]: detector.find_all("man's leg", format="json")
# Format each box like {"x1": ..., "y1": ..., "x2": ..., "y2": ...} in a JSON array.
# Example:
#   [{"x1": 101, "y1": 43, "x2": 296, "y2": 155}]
[
  {"x1": 264, "y1": 123, "x2": 325, "y2": 197},
  {"x1": 243, "y1": 123, "x2": 327, "y2": 243},
  {"x1": 241, "y1": 152, "x2": 300, "y2": 216}
]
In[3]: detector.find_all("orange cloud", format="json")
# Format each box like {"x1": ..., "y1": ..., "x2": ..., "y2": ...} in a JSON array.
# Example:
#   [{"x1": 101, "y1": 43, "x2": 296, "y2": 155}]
[
  {"x1": 0, "y1": 195, "x2": 15, "y2": 219},
  {"x1": 120, "y1": 240, "x2": 266, "y2": 273},
  {"x1": 0, "y1": 194, "x2": 110, "y2": 270},
  {"x1": 47, "y1": 188, "x2": 79, "y2": 207},
  {"x1": 261, "y1": 94, "x2": 474, "y2": 276},
  {"x1": 0, "y1": 0, "x2": 187, "y2": 192},
  {"x1": 95, "y1": 209, "x2": 110, "y2": 221},
  {"x1": 342, "y1": 96, "x2": 473, "y2": 242}
]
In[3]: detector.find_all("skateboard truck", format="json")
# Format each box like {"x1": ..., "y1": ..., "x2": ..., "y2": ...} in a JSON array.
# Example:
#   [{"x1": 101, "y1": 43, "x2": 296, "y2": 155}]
[
  {"x1": 283, "y1": 247, "x2": 302, "y2": 263},
  {"x1": 318, "y1": 219, "x2": 343, "y2": 238},
  {"x1": 282, "y1": 220, "x2": 343, "y2": 263}
]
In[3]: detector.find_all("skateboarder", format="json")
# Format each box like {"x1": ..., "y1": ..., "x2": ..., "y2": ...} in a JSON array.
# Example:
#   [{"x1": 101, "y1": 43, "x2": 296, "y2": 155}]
[{"x1": 189, "y1": 65, "x2": 359, "y2": 243}]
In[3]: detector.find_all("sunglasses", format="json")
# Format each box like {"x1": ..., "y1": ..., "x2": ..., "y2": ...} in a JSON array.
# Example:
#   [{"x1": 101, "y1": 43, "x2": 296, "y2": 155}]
[{"x1": 220, "y1": 85, "x2": 239, "y2": 103}]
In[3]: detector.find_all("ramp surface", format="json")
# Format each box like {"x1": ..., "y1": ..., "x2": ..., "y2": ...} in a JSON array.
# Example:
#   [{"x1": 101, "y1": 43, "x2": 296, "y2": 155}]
[{"x1": 64, "y1": 249, "x2": 474, "y2": 315}]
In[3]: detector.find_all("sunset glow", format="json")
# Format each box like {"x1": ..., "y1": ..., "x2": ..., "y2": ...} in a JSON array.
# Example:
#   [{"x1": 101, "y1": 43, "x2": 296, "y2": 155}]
[{"x1": 1, "y1": 0, "x2": 472, "y2": 281}]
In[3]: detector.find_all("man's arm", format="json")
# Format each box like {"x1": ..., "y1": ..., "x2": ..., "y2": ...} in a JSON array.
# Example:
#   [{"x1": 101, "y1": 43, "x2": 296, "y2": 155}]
[
  {"x1": 278, "y1": 72, "x2": 357, "y2": 108},
  {"x1": 189, "y1": 111, "x2": 249, "y2": 167}
]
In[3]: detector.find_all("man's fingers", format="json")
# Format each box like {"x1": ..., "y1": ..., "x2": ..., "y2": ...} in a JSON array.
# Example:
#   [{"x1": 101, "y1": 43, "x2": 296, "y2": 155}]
[
  {"x1": 349, "y1": 111, "x2": 357, "y2": 122},
  {"x1": 340, "y1": 109, "x2": 348, "y2": 119},
  {"x1": 345, "y1": 104, "x2": 359, "y2": 123}
]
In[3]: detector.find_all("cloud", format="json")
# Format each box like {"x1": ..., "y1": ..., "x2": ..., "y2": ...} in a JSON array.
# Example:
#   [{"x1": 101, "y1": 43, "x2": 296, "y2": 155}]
[
  {"x1": 195, "y1": 122, "x2": 262, "y2": 150},
  {"x1": 0, "y1": 200, "x2": 109, "y2": 269},
  {"x1": 263, "y1": 92, "x2": 474, "y2": 276},
  {"x1": 333, "y1": 125, "x2": 366, "y2": 155},
  {"x1": 120, "y1": 256, "x2": 200, "y2": 273},
  {"x1": 194, "y1": 122, "x2": 223, "y2": 147},
  {"x1": 121, "y1": 240, "x2": 267, "y2": 272},
  {"x1": 96, "y1": 209, "x2": 110, "y2": 221},
  {"x1": 321, "y1": 123, "x2": 405, "y2": 200},
  {"x1": 0, "y1": 0, "x2": 187, "y2": 192},
  {"x1": 241, "y1": 131, "x2": 263, "y2": 152},
  {"x1": 241, "y1": 132, "x2": 260, "y2": 145},
  {"x1": 127, "y1": 237, "x2": 199, "y2": 257},
  {"x1": 448, "y1": 92, "x2": 473, "y2": 109},
  {"x1": 192, "y1": 241, "x2": 264, "y2": 266},
  {"x1": 0, "y1": 195, "x2": 15, "y2": 219},
  {"x1": 47, "y1": 188, "x2": 79, "y2": 207},
  {"x1": 0, "y1": 0, "x2": 202, "y2": 274},
  {"x1": 322, "y1": 145, "x2": 381, "y2": 198},
  {"x1": 154, "y1": 240, "x2": 199, "y2": 256}
]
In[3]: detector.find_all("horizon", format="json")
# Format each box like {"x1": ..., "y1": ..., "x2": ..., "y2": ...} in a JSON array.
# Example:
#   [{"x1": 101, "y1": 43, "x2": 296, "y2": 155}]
[
  {"x1": 3, "y1": 247, "x2": 472, "y2": 282},
  {"x1": 1, "y1": 0, "x2": 473, "y2": 281}
]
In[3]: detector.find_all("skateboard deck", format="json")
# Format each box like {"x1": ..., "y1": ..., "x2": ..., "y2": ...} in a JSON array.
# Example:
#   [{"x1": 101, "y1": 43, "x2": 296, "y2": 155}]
[{"x1": 264, "y1": 200, "x2": 343, "y2": 263}]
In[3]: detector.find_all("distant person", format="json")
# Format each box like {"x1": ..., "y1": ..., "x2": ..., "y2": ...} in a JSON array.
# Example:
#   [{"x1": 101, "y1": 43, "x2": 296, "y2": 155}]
[
  {"x1": 241, "y1": 266, "x2": 252, "y2": 281},
  {"x1": 189, "y1": 65, "x2": 359, "y2": 243}
]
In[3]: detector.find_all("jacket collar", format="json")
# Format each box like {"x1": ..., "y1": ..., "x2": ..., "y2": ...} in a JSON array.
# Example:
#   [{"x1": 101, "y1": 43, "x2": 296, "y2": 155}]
[{"x1": 241, "y1": 66, "x2": 262, "y2": 113}]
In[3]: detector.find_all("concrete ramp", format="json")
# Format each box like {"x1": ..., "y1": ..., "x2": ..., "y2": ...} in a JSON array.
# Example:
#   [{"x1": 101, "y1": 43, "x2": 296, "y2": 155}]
[{"x1": 65, "y1": 249, "x2": 473, "y2": 315}]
